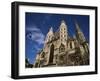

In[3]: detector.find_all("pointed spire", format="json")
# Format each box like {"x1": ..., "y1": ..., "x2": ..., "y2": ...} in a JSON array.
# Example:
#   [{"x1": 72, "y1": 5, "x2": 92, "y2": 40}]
[
  {"x1": 48, "y1": 27, "x2": 53, "y2": 35},
  {"x1": 49, "y1": 27, "x2": 53, "y2": 32},
  {"x1": 75, "y1": 20, "x2": 81, "y2": 32},
  {"x1": 75, "y1": 20, "x2": 86, "y2": 43},
  {"x1": 60, "y1": 20, "x2": 66, "y2": 26}
]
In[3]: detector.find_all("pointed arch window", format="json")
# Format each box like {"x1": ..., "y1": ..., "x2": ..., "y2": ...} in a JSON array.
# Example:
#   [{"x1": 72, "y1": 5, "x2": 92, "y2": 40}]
[
  {"x1": 59, "y1": 43, "x2": 65, "y2": 53},
  {"x1": 70, "y1": 42, "x2": 72, "y2": 49}
]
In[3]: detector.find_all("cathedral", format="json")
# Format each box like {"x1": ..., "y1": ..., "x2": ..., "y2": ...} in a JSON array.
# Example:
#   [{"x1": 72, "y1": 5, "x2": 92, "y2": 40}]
[{"x1": 34, "y1": 20, "x2": 89, "y2": 67}]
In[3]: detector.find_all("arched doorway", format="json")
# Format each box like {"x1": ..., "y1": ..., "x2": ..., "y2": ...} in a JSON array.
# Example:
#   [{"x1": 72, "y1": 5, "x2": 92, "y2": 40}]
[{"x1": 49, "y1": 44, "x2": 54, "y2": 64}]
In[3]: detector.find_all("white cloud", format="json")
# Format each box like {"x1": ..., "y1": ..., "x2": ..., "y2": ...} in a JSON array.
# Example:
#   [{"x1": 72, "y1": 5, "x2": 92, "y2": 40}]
[
  {"x1": 31, "y1": 32, "x2": 45, "y2": 45},
  {"x1": 26, "y1": 26, "x2": 45, "y2": 45},
  {"x1": 26, "y1": 25, "x2": 41, "y2": 32}
]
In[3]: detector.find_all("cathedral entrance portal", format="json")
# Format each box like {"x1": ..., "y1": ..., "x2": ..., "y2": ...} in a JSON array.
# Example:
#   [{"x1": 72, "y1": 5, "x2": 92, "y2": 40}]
[{"x1": 49, "y1": 44, "x2": 54, "y2": 64}]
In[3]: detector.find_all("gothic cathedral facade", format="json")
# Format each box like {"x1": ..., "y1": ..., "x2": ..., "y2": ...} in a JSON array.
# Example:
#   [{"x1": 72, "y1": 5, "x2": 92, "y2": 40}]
[{"x1": 34, "y1": 20, "x2": 89, "y2": 67}]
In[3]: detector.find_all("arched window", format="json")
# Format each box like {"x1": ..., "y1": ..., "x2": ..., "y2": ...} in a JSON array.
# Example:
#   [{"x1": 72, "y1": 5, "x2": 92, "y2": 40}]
[
  {"x1": 70, "y1": 42, "x2": 72, "y2": 49},
  {"x1": 49, "y1": 44, "x2": 54, "y2": 64},
  {"x1": 69, "y1": 41, "x2": 75, "y2": 49},
  {"x1": 59, "y1": 43, "x2": 65, "y2": 53}
]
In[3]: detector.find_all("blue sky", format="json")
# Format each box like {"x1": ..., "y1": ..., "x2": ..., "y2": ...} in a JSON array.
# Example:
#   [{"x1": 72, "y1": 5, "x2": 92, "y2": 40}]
[{"x1": 25, "y1": 12, "x2": 89, "y2": 64}]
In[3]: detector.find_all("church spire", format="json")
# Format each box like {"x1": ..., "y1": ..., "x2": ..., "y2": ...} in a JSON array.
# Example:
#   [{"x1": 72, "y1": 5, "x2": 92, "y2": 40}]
[
  {"x1": 44, "y1": 27, "x2": 54, "y2": 44},
  {"x1": 75, "y1": 21, "x2": 86, "y2": 44},
  {"x1": 60, "y1": 20, "x2": 67, "y2": 27},
  {"x1": 75, "y1": 20, "x2": 81, "y2": 32},
  {"x1": 49, "y1": 27, "x2": 53, "y2": 32}
]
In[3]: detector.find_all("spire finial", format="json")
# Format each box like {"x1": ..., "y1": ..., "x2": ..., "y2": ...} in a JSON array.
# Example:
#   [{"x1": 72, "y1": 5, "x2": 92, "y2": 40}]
[
  {"x1": 61, "y1": 20, "x2": 66, "y2": 24},
  {"x1": 60, "y1": 20, "x2": 67, "y2": 27}
]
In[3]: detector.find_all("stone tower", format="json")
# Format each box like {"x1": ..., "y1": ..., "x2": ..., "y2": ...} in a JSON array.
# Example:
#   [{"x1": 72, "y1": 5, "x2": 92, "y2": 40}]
[
  {"x1": 75, "y1": 21, "x2": 89, "y2": 65},
  {"x1": 75, "y1": 21, "x2": 86, "y2": 44},
  {"x1": 59, "y1": 20, "x2": 68, "y2": 46},
  {"x1": 44, "y1": 27, "x2": 54, "y2": 44}
]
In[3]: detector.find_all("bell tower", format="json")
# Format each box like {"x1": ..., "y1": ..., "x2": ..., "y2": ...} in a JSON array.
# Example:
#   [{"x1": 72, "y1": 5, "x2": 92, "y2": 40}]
[{"x1": 59, "y1": 20, "x2": 68, "y2": 46}]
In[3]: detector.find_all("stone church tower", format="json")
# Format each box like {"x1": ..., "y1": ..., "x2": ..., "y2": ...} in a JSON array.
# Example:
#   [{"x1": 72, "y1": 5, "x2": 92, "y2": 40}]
[
  {"x1": 44, "y1": 27, "x2": 54, "y2": 44},
  {"x1": 34, "y1": 20, "x2": 89, "y2": 67},
  {"x1": 59, "y1": 20, "x2": 68, "y2": 46}
]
